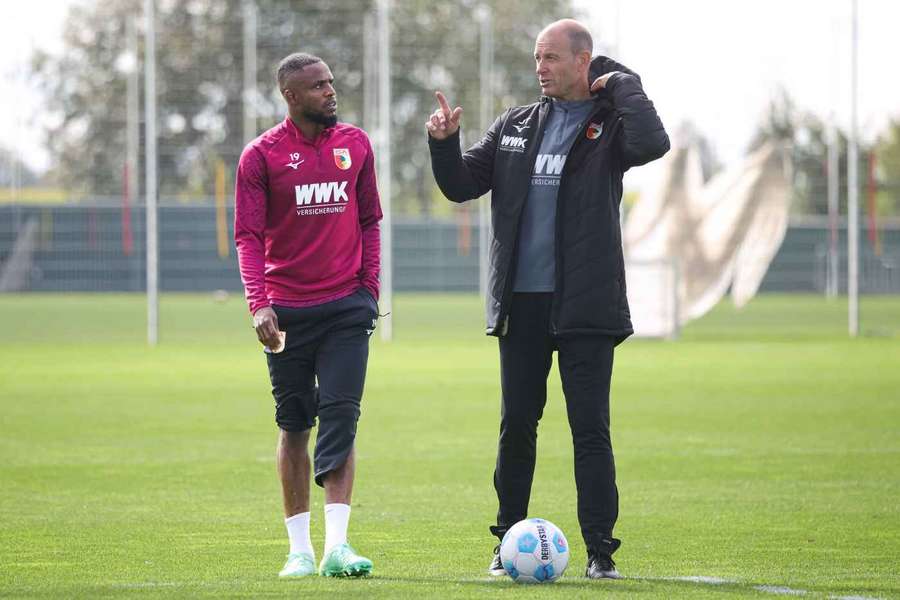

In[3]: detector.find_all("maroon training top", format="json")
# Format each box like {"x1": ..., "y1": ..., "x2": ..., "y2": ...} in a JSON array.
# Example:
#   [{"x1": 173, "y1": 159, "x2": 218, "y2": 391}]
[{"x1": 234, "y1": 117, "x2": 383, "y2": 314}]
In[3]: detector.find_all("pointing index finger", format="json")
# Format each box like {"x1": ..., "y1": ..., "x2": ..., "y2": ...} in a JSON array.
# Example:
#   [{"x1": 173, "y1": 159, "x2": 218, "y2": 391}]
[{"x1": 435, "y1": 91, "x2": 452, "y2": 118}]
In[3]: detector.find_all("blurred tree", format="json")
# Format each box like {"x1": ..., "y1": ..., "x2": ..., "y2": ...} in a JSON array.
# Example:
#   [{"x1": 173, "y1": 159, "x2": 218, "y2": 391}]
[
  {"x1": 0, "y1": 147, "x2": 39, "y2": 188},
  {"x1": 748, "y1": 88, "x2": 798, "y2": 153},
  {"x1": 29, "y1": 0, "x2": 577, "y2": 208},
  {"x1": 674, "y1": 121, "x2": 722, "y2": 183},
  {"x1": 747, "y1": 88, "x2": 899, "y2": 216},
  {"x1": 30, "y1": 0, "x2": 247, "y2": 200},
  {"x1": 875, "y1": 118, "x2": 900, "y2": 217},
  {"x1": 386, "y1": 0, "x2": 576, "y2": 214}
]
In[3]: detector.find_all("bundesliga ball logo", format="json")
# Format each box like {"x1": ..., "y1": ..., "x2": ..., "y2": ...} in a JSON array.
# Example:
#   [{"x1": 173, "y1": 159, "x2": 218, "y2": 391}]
[{"x1": 499, "y1": 518, "x2": 569, "y2": 583}]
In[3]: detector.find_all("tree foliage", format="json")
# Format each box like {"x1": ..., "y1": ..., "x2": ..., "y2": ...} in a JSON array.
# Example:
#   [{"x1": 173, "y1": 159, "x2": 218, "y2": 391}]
[
  {"x1": 0, "y1": 146, "x2": 39, "y2": 188},
  {"x1": 748, "y1": 88, "x2": 883, "y2": 216},
  {"x1": 30, "y1": 0, "x2": 575, "y2": 209},
  {"x1": 875, "y1": 119, "x2": 900, "y2": 217}
]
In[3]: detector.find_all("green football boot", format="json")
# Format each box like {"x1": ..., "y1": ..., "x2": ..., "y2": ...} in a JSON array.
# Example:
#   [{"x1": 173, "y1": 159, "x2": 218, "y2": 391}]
[
  {"x1": 279, "y1": 552, "x2": 317, "y2": 578},
  {"x1": 318, "y1": 543, "x2": 373, "y2": 577}
]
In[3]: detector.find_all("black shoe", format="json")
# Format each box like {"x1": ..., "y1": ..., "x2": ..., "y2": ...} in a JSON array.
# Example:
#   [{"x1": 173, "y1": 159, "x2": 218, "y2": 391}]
[
  {"x1": 488, "y1": 545, "x2": 506, "y2": 576},
  {"x1": 585, "y1": 549, "x2": 621, "y2": 579}
]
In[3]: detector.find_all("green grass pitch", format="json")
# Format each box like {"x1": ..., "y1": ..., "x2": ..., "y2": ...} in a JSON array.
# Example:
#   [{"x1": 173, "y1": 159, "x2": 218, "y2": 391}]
[{"x1": 0, "y1": 293, "x2": 898, "y2": 599}]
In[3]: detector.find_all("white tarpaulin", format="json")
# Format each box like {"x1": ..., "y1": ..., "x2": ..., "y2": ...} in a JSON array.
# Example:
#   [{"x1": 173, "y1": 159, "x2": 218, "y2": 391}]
[{"x1": 624, "y1": 141, "x2": 792, "y2": 336}]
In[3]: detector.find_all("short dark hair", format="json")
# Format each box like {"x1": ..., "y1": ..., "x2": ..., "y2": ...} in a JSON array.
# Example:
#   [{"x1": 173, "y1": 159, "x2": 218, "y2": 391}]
[
  {"x1": 276, "y1": 53, "x2": 323, "y2": 89},
  {"x1": 568, "y1": 28, "x2": 593, "y2": 56}
]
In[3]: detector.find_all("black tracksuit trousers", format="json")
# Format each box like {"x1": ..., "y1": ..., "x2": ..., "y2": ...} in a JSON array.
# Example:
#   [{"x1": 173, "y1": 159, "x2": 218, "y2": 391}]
[{"x1": 493, "y1": 293, "x2": 619, "y2": 553}]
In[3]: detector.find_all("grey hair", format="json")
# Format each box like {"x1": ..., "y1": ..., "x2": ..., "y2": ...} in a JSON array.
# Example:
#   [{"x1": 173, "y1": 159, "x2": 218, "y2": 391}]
[{"x1": 276, "y1": 53, "x2": 323, "y2": 89}]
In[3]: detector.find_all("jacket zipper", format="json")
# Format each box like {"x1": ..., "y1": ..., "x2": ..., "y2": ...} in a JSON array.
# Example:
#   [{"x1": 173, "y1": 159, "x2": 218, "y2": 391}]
[
  {"x1": 314, "y1": 130, "x2": 329, "y2": 168},
  {"x1": 550, "y1": 104, "x2": 607, "y2": 335},
  {"x1": 495, "y1": 101, "x2": 551, "y2": 335}
]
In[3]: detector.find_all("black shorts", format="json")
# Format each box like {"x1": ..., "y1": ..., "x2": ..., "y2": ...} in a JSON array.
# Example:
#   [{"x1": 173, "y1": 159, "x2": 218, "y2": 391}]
[{"x1": 265, "y1": 287, "x2": 377, "y2": 485}]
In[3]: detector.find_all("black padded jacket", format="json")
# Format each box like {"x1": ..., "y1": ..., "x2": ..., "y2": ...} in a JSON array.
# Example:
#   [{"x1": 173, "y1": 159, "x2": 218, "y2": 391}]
[{"x1": 428, "y1": 56, "x2": 669, "y2": 343}]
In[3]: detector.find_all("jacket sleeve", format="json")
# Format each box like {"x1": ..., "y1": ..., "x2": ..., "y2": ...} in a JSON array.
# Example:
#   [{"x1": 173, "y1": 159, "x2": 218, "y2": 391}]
[
  {"x1": 356, "y1": 134, "x2": 383, "y2": 300},
  {"x1": 427, "y1": 111, "x2": 506, "y2": 203},
  {"x1": 605, "y1": 73, "x2": 670, "y2": 169}
]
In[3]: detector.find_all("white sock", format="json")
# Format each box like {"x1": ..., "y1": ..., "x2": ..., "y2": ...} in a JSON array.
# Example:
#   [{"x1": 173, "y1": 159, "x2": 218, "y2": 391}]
[
  {"x1": 285, "y1": 512, "x2": 313, "y2": 556},
  {"x1": 324, "y1": 503, "x2": 351, "y2": 553}
]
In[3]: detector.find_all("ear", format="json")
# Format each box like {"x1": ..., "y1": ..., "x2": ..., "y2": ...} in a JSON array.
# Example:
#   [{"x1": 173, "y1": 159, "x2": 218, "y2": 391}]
[
  {"x1": 577, "y1": 50, "x2": 592, "y2": 71},
  {"x1": 281, "y1": 88, "x2": 295, "y2": 107}
]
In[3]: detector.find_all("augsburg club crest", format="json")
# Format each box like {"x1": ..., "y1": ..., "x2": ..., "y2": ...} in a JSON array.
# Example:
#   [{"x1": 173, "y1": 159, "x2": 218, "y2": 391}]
[
  {"x1": 333, "y1": 148, "x2": 352, "y2": 170},
  {"x1": 586, "y1": 122, "x2": 604, "y2": 140}
]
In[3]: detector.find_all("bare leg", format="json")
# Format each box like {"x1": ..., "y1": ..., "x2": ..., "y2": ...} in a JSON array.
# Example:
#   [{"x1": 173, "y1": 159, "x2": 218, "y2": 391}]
[
  {"x1": 277, "y1": 429, "x2": 311, "y2": 517},
  {"x1": 319, "y1": 447, "x2": 370, "y2": 574},
  {"x1": 323, "y1": 446, "x2": 355, "y2": 505}
]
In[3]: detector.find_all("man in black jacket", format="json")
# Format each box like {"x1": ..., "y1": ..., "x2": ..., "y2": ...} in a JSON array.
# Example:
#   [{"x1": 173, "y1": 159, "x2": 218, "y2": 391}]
[{"x1": 426, "y1": 19, "x2": 669, "y2": 579}]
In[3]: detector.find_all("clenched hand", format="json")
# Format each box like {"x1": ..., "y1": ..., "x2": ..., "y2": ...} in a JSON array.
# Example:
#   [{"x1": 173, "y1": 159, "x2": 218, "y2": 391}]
[{"x1": 253, "y1": 306, "x2": 282, "y2": 351}]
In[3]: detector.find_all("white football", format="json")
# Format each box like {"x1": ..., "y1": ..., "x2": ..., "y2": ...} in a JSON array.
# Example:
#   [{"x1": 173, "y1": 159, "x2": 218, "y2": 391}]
[{"x1": 499, "y1": 518, "x2": 569, "y2": 583}]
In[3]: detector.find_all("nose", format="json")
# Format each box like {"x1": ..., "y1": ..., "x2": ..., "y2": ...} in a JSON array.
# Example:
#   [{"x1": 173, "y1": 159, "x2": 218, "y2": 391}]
[{"x1": 324, "y1": 83, "x2": 335, "y2": 97}]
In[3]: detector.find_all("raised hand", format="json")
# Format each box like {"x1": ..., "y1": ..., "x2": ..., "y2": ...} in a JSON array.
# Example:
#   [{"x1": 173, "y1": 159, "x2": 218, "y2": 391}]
[
  {"x1": 425, "y1": 91, "x2": 463, "y2": 140},
  {"x1": 590, "y1": 71, "x2": 621, "y2": 93}
]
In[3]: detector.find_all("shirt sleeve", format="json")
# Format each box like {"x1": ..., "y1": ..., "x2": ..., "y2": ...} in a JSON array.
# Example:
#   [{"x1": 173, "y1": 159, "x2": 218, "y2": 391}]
[
  {"x1": 356, "y1": 134, "x2": 384, "y2": 299},
  {"x1": 233, "y1": 145, "x2": 270, "y2": 314}
]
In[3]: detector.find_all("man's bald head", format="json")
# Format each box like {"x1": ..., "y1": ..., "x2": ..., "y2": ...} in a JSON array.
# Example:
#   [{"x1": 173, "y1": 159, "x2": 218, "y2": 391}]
[
  {"x1": 534, "y1": 19, "x2": 593, "y2": 100},
  {"x1": 538, "y1": 19, "x2": 593, "y2": 56}
]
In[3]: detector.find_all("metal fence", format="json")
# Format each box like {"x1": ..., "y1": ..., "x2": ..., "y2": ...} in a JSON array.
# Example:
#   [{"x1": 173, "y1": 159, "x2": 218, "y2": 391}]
[{"x1": 2, "y1": 204, "x2": 898, "y2": 296}]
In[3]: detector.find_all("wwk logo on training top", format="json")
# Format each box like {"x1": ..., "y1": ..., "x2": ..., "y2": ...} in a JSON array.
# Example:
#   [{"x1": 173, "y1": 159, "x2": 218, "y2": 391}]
[
  {"x1": 532, "y1": 154, "x2": 566, "y2": 187},
  {"x1": 500, "y1": 135, "x2": 528, "y2": 153},
  {"x1": 262, "y1": 123, "x2": 369, "y2": 219},
  {"x1": 295, "y1": 181, "x2": 350, "y2": 216}
]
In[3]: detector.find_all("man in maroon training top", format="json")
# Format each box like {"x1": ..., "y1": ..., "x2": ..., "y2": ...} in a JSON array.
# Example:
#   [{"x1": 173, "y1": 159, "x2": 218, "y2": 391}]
[{"x1": 234, "y1": 53, "x2": 382, "y2": 579}]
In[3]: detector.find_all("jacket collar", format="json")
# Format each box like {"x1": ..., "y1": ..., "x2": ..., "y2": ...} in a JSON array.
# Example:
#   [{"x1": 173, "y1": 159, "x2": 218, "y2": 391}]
[
  {"x1": 589, "y1": 55, "x2": 640, "y2": 82},
  {"x1": 538, "y1": 93, "x2": 611, "y2": 117}
]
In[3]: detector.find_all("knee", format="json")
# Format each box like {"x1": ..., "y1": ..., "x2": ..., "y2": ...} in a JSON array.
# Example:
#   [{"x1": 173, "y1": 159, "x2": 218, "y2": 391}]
[
  {"x1": 280, "y1": 428, "x2": 310, "y2": 445},
  {"x1": 498, "y1": 415, "x2": 540, "y2": 450},
  {"x1": 501, "y1": 408, "x2": 541, "y2": 434},
  {"x1": 279, "y1": 429, "x2": 311, "y2": 458},
  {"x1": 571, "y1": 425, "x2": 613, "y2": 453},
  {"x1": 317, "y1": 395, "x2": 361, "y2": 423},
  {"x1": 275, "y1": 404, "x2": 314, "y2": 433},
  {"x1": 273, "y1": 387, "x2": 316, "y2": 432}
]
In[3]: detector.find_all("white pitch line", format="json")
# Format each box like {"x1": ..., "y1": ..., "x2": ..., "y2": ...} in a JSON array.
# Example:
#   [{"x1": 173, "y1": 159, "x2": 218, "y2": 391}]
[
  {"x1": 633, "y1": 575, "x2": 883, "y2": 600},
  {"x1": 754, "y1": 585, "x2": 808, "y2": 596},
  {"x1": 461, "y1": 572, "x2": 885, "y2": 599},
  {"x1": 671, "y1": 576, "x2": 736, "y2": 585},
  {"x1": 110, "y1": 582, "x2": 178, "y2": 589}
]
